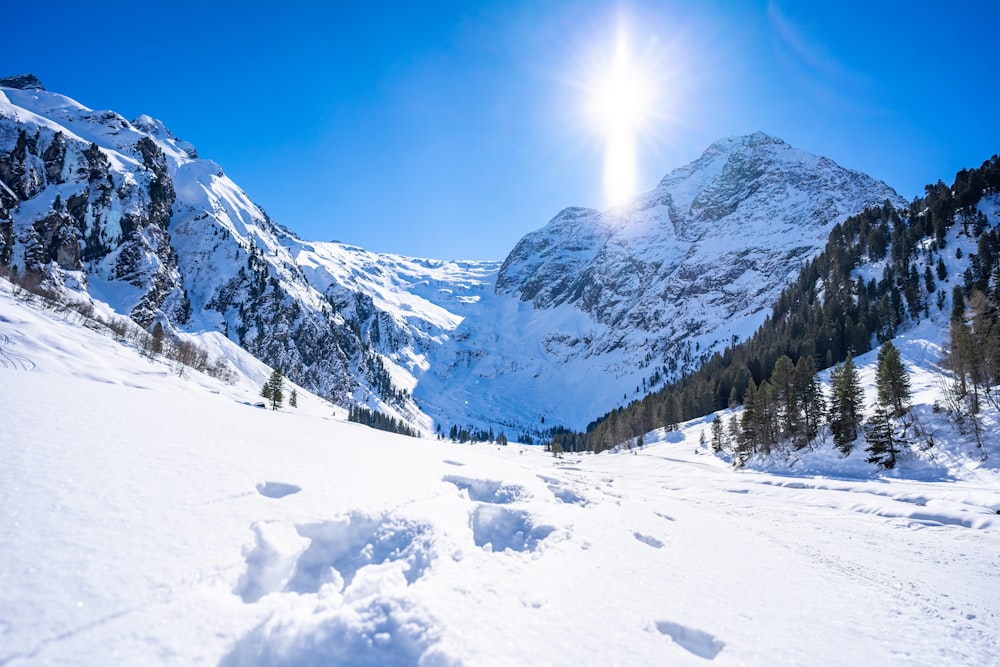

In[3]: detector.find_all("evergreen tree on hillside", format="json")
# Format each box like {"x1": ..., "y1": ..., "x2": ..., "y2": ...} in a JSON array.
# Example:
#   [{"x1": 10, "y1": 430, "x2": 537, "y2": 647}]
[
  {"x1": 829, "y1": 353, "x2": 864, "y2": 454},
  {"x1": 263, "y1": 367, "x2": 284, "y2": 410},
  {"x1": 864, "y1": 406, "x2": 899, "y2": 469},
  {"x1": 348, "y1": 405, "x2": 418, "y2": 437},
  {"x1": 738, "y1": 377, "x2": 760, "y2": 460},
  {"x1": 794, "y1": 355, "x2": 825, "y2": 447},
  {"x1": 151, "y1": 322, "x2": 164, "y2": 355},
  {"x1": 770, "y1": 355, "x2": 798, "y2": 439},
  {"x1": 875, "y1": 341, "x2": 911, "y2": 417},
  {"x1": 710, "y1": 415, "x2": 724, "y2": 453}
]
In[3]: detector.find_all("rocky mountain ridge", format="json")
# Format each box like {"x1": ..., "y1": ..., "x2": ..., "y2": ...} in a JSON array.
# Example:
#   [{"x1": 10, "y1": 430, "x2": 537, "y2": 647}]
[{"x1": 0, "y1": 77, "x2": 393, "y2": 413}]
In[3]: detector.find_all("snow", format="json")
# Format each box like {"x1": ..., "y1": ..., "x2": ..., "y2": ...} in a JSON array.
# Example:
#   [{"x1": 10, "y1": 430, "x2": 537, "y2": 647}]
[{"x1": 2, "y1": 278, "x2": 999, "y2": 666}]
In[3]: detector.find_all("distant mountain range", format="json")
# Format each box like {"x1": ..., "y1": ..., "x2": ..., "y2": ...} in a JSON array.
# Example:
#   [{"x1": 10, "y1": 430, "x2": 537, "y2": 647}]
[{"x1": 0, "y1": 75, "x2": 902, "y2": 435}]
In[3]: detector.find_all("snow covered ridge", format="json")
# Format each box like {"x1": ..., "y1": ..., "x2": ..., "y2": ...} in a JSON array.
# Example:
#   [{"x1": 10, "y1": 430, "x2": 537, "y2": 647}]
[
  {"x1": 0, "y1": 77, "x2": 903, "y2": 434},
  {"x1": 1, "y1": 278, "x2": 999, "y2": 666},
  {"x1": 0, "y1": 77, "x2": 416, "y2": 417}
]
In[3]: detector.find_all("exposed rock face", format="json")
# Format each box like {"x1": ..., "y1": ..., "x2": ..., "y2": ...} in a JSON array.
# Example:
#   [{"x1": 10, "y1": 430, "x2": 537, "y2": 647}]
[
  {"x1": 0, "y1": 74, "x2": 45, "y2": 91},
  {"x1": 0, "y1": 98, "x2": 188, "y2": 326}
]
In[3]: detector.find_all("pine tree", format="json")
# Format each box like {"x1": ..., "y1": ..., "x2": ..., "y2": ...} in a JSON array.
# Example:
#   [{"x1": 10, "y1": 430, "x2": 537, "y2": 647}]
[
  {"x1": 710, "y1": 415, "x2": 724, "y2": 452},
  {"x1": 829, "y1": 353, "x2": 864, "y2": 454},
  {"x1": 739, "y1": 377, "x2": 759, "y2": 453},
  {"x1": 289, "y1": 388, "x2": 298, "y2": 408},
  {"x1": 726, "y1": 414, "x2": 741, "y2": 449},
  {"x1": 263, "y1": 367, "x2": 284, "y2": 410},
  {"x1": 794, "y1": 355, "x2": 825, "y2": 447},
  {"x1": 875, "y1": 341, "x2": 911, "y2": 417},
  {"x1": 770, "y1": 355, "x2": 798, "y2": 439},
  {"x1": 864, "y1": 406, "x2": 898, "y2": 469}
]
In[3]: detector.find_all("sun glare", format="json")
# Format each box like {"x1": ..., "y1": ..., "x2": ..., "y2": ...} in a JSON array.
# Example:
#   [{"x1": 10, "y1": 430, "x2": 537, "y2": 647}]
[{"x1": 586, "y1": 25, "x2": 656, "y2": 207}]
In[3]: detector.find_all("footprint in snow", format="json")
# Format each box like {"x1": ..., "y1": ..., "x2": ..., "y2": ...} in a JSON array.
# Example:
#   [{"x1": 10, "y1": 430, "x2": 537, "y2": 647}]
[
  {"x1": 633, "y1": 532, "x2": 664, "y2": 549},
  {"x1": 444, "y1": 475, "x2": 525, "y2": 504},
  {"x1": 472, "y1": 505, "x2": 555, "y2": 553},
  {"x1": 652, "y1": 620, "x2": 725, "y2": 660},
  {"x1": 537, "y1": 475, "x2": 589, "y2": 506},
  {"x1": 225, "y1": 513, "x2": 442, "y2": 666},
  {"x1": 256, "y1": 482, "x2": 301, "y2": 499},
  {"x1": 233, "y1": 511, "x2": 433, "y2": 603}
]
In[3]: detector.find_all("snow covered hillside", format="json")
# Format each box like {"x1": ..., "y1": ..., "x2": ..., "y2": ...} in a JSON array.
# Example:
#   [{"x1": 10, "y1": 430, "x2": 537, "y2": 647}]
[{"x1": 3, "y1": 272, "x2": 999, "y2": 666}]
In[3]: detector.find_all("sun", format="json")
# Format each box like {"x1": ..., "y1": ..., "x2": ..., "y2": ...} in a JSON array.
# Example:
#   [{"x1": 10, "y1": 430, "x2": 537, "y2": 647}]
[
  {"x1": 589, "y1": 32, "x2": 652, "y2": 134},
  {"x1": 584, "y1": 26, "x2": 657, "y2": 207}
]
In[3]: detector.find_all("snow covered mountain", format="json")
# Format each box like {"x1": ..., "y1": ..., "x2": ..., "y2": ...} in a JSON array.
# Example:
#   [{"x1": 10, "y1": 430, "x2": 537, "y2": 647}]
[
  {"x1": 283, "y1": 134, "x2": 905, "y2": 436},
  {"x1": 0, "y1": 76, "x2": 405, "y2": 414},
  {"x1": 414, "y1": 133, "x2": 905, "y2": 434},
  {"x1": 0, "y1": 77, "x2": 903, "y2": 434}
]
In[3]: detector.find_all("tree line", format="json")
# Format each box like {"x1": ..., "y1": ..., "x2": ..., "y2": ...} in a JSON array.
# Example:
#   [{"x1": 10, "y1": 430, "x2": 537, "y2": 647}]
[
  {"x1": 437, "y1": 423, "x2": 509, "y2": 445},
  {"x1": 348, "y1": 405, "x2": 419, "y2": 437},
  {"x1": 708, "y1": 341, "x2": 912, "y2": 469}
]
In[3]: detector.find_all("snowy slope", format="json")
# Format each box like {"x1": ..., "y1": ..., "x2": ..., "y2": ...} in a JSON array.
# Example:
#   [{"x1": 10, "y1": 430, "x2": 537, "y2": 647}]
[
  {"x1": 2, "y1": 276, "x2": 999, "y2": 666},
  {"x1": 282, "y1": 237, "x2": 500, "y2": 414}
]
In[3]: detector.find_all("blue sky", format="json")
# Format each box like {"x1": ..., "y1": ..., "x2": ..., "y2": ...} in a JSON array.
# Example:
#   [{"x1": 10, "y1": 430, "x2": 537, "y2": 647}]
[{"x1": 6, "y1": 1, "x2": 1000, "y2": 259}]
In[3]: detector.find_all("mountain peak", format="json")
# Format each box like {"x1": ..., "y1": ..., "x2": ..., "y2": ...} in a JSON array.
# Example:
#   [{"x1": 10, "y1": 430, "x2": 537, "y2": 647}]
[
  {"x1": 132, "y1": 114, "x2": 200, "y2": 159},
  {"x1": 716, "y1": 131, "x2": 784, "y2": 149},
  {"x1": 698, "y1": 131, "x2": 786, "y2": 161},
  {"x1": 0, "y1": 73, "x2": 45, "y2": 91}
]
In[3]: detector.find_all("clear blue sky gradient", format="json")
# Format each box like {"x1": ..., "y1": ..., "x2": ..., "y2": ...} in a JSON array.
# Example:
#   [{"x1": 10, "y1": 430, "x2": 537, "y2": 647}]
[{"x1": 6, "y1": 1, "x2": 999, "y2": 260}]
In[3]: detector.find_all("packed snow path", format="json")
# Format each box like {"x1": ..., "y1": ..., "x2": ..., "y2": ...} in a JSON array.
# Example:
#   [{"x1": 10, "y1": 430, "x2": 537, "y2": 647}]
[{"x1": 2, "y1": 368, "x2": 998, "y2": 666}]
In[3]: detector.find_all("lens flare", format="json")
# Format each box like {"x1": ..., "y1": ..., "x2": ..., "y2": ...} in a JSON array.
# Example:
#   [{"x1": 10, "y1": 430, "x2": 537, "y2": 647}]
[
  {"x1": 604, "y1": 125, "x2": 638, "y2": 207},
  {"x1": 586, "y1": 25, "x2": 654, "y2": 206}
]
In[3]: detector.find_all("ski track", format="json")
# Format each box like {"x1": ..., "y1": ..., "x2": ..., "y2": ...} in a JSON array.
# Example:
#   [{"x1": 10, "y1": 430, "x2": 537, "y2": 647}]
[{"x1": 0, "y1": 331, "x2": 35, "y2": 371}]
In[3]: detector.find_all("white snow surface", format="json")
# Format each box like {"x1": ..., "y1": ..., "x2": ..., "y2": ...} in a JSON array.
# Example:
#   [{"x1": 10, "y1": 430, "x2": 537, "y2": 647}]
[{"x1": 2, "y1": 278, "x2": 999, "y2": 666}]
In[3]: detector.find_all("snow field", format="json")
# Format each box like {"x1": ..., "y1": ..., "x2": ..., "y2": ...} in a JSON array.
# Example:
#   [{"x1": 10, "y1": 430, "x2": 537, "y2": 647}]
[{"x1": 2, "y1": 280, "x2": 1000, "y2": 666}]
